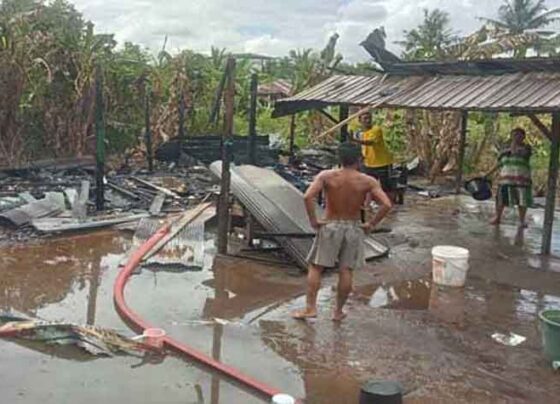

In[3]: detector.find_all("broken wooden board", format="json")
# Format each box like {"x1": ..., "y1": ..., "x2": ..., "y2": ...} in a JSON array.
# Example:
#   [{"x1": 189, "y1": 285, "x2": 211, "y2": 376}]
[
  {"x1": 143, "y1": 201, "x2": 213, "y2": 260},
  {"x1": 149, "y1": 193, "x2": 166, "y2": 215},
  {"x1": 131, "y1": 207, "x2": 216, "y2": 270},
  {"x1": 131, "y1": 177, "x2": 181, "y2": 199},
  {"x1": 0, "y1": 192, "x2": 65, "y2": 227},
  {"x1": 107, "y1": 182, "x2": 141, "y2": 200},
  {"x1": 32, "y1": 213, "x2": 150, "y2": 233}
]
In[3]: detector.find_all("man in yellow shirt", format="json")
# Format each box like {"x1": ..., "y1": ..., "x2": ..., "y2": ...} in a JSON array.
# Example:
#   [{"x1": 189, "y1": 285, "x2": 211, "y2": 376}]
[{"x1": 351, "y1": 111, "x2": 395, "y2": 200}]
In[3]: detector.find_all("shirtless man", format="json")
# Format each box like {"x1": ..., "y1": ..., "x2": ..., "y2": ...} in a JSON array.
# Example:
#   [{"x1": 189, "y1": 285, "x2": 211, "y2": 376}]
[{"x1": 292, "y1": 142, "x2": 392, "y2": 321}]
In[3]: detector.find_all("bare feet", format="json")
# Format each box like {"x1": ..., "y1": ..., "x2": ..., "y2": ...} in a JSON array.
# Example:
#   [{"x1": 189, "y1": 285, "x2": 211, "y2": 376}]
[
  {"x1": 332, "y1": 311, "x2": 347, "y2": 322},
  {"x1": 489, "y1": 216, "x2": 500, "y2": 226},
  {"x1": 291, "y1": 309, "x2": 317, "y2": 320}
]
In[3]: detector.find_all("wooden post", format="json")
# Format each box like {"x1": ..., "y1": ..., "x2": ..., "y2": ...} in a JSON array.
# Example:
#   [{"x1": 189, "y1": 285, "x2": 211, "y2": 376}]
[
  {"x1": 455, "y1": 110, "x2": 468, "y2": 194},
  {"x1": 339, "y1": 105, "x2": 349, "y2": 142},
  {"x1": 542, "y1": 112, "x2": 560, "y2": 255},
  {"x1": 248, "y1": 73, "x2": 258, "y2": 165},
  {"x1": 209, "y1": 67, "x2": 228, "y2": 125},
  {"x1": 217, "y1": 57, "x2": 235, "y2": 255},
  {"x1": 144, "y1": 89, "x2": 153, "y2": 172},
  {"x1": 94, "y1": 65, "x2": 105, "y2": 211},
  {"x1": 178, "y1": 92, "x2": 186, "y2": 160},
  {"x1": 289, "y1": 115, "x2": 296, "y2": 158}
]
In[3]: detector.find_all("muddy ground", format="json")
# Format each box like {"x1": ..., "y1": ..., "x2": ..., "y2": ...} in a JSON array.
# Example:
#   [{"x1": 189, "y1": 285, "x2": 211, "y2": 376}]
[{"x1": 0, "y1": 195, "x2": 559, "y2": 403}]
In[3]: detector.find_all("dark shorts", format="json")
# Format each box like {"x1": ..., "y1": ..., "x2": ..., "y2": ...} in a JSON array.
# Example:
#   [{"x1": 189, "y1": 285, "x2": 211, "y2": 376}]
[
  {"x1": 497, "y1": 185, "x2": 532, "y2": 207},
  {"x1": 362, "y1": 165, "x2": 394, "y2": 192}
]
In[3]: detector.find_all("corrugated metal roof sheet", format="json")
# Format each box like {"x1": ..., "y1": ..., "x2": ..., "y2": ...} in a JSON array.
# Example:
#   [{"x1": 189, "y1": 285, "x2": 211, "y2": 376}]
[
  {"x1": 272, "y1": 72, "x2": 560, "y2": 117},
  {"x1": 258, "y1": 79, "x2": 292, "y2": 96},
  {"x1": 385, "y1": 57, "x2": 560, "y2": 76}
]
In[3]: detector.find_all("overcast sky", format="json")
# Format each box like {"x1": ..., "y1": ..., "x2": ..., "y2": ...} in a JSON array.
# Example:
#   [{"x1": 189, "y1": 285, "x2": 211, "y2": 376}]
[{"x1": 71, "y1": 0, "x2": 560, "y2": 62}]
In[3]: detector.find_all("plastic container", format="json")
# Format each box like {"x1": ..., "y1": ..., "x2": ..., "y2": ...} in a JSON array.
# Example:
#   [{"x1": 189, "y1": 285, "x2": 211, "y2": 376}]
[
  {"x1": 271, "y1": 394, "x2": 296, "y2": 404},
  {"x1": 464, "y1": 177, "x2": 492, "y2": 201},
  {"x1": 431, "y1": 246, "x2": 469, "y2": 287},
  {"x1": 359, "y1": 380, "x2": 403, "y2": 404},
  {"x1": 143, "y1": 328, "x2": 166, "y2": 349},
  {"x1": 539, "y1": 309, "x2": 560, "y2": 364}
]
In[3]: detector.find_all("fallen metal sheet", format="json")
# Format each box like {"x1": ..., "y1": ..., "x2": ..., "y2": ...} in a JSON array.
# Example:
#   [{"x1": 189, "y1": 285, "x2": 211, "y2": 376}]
[
  {"x1": 130, "y1": 207, "x2": 216, "y2": 271},
  {"x1": 0, "y1": 312, "x2": 146, "y2": 356},
  {"x1": 0, "y1": 192, "x2": 65, "y2": 227},
  {"x1": 0, "y1": 196, "x2": 27, "y2": 214},
  {"x1": 32, "y1": 213, "x2": 150, "y2": 233},
  {"x1": 209, "y1": 163, "x2": 389, "y2": 269},
  {"x1": 72, "y1": 180, "x2": 90, "y2": 219}
]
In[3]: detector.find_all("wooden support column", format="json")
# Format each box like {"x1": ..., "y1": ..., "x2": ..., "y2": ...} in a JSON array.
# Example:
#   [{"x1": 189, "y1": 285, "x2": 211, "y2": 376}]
[
  {"x1": 144, "y1": 89, "x2": 153, "y2": 172},
  {"x1": 209, "y1": 66, "x2": 228, "y2": 125},
  {"x1": 339, "y1": 105, "x2": 349, "y2": 142},
  {"x1": 289, "y1": 114, "x2": 296, "y2": 158},
  {"x1": 542, "y1": 112, "x2": 560, "y2": 255},
  {"x1": 217, "y1": 57, "x2": 236, "y2": 255},
  {"x1": 455, "y1": 110, "x2": 468, "y2": 194},
  {"x1": 248, "y1": 73, "x2": 258, "y2": 165},
  {"x1": 178, "y1": 92, "x2": 186, "y2": 159},
  {"x1": 94, "y1": 65, "x2": 105, "y2": 211}
]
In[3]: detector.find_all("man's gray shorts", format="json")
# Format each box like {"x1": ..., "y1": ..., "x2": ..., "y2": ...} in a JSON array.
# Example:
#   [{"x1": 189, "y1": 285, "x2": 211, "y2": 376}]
[{"x1": 306, "y1": 220, "x2": 365, "y2": 270}]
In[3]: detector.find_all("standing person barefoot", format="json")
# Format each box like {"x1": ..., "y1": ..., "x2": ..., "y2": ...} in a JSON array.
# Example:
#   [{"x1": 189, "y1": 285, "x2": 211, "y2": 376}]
[
  {"x1": 291, "y1": 143, "x2": 392, "y2": 322},
  {"x1": 487, "y1": 128, "x2": 533, "y2": 228}
]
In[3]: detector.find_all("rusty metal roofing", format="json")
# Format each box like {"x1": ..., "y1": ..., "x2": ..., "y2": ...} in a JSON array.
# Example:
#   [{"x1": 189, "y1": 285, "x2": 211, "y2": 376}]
[
  {"x1": 385, "y1": 57, "x2": 560, "y2": 76},
  {"x1": 272, "y1": 72, "x2": 560, "y2": 116},
  {"x1": 258, "y1": 79, "x2": 292, "y2": 96}
]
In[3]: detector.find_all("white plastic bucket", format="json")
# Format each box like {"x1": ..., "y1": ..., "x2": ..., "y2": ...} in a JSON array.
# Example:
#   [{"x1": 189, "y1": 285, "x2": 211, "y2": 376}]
[
  {"x1": 431, "y1": 246, "x2": 469, "y2": 287},
  {"x1": 271, "y1": 394, "x2": 296, "y2": 404}
]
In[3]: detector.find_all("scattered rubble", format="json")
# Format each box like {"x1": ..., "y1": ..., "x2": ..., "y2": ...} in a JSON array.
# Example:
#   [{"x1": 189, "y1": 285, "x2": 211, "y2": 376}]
[{"x1": 0, "y1": 156, "x2": 219, "y2": 245}]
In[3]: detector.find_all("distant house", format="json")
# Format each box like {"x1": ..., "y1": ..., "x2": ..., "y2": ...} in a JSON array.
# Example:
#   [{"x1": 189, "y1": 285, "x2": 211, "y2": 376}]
[{"x1": 257, "y1": 79, "x2": 292, "y2": 103}]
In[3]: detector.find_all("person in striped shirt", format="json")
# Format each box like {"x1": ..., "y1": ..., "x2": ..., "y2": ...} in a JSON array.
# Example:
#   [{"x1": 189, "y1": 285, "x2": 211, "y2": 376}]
[{"x1": 487, "y1": 127, "x2": 532, "y2": 227}]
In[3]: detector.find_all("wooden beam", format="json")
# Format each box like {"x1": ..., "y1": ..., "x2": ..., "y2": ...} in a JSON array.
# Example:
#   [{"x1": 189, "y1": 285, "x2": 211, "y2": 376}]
[
  {"x1": 144, "y1": 89, "x2": 153, "y2": 172},
  {"x1": 177, "y1": 92, "x2": 186, "y2": 157},
  {"x1": 527, "y1": 113, "x2": 552, "y2": 141},
  {"x1": 248, "y1": 73, "x2": 258, "y2": 165},
  {"x1": 455, "y1": 111, "x2": 468, "y2": 194},
  {"x1": 542, "y1": 112, "x2": 560, "y2": 255},
  {"x1": 339, "y1": 105, "x2": 349, "y2": 142},
  {"x1": 289, "y1": 115, "x2": 296, "y2": 157},
  {"x1": 318, "y1": 109, "x2": 339, "y2": 124},
  {"x1": 209, "y1": 64, "x2": 229, "y2": 125},
  {"x1": 217, "y1": 57, "x2": 236, "y2": 255},
  {"x1": 94, "y1": 65, "x2": 105, "y2": 211}
]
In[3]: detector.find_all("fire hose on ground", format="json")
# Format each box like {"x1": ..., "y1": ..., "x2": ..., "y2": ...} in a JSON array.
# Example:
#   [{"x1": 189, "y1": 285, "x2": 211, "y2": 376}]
[{"x1": 113, "y1": 221, "x2": 299, "y2": 403}]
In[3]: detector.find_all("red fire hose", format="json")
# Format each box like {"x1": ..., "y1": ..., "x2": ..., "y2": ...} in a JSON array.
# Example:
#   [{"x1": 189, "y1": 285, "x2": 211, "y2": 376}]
[{"x1": 113, "y1": 223, "x2": 286, "y2": 401}]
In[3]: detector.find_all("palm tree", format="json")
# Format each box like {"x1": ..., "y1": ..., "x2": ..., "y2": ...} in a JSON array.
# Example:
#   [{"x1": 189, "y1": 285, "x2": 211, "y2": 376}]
[
  {"x1": 398, "y1": 9, "x2": 456, "y2": 61},
  {"x1": 482, "y1": 0, "x2": 560, "y2": 34},
  {"x1": 480, "y1": 0, "x2": 560, "y2": 57}
]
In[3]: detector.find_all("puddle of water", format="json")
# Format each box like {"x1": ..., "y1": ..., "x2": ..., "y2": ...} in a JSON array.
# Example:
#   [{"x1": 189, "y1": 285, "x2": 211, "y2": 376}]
[{"x1": 354, "y1": 279, "x2": 431, "y2": 310}]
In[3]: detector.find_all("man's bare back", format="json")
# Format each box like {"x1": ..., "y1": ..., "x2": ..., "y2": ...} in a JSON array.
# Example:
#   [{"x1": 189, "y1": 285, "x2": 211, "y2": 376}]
[
  {"x1": 321, "y1": 168, "x2": 378, "y2": 221},
  {"x1": 304, "y1": 167, "x2": 391, "y2": 231}
]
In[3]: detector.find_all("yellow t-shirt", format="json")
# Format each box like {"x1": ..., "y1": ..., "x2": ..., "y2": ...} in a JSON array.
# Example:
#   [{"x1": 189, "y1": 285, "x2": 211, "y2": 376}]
[{"x1": 361, "y1": 126, "x2": 393, "y2": 168}]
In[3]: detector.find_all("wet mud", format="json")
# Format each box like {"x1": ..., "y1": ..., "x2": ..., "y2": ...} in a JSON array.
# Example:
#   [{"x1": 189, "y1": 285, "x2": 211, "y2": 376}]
[{"x1": 1, "y1": 195, "x2": 560, "y2": 403}]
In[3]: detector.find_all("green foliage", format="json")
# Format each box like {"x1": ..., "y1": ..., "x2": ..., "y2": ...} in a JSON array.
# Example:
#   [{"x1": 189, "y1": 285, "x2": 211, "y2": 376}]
[
  {"x1": 398, "y1": 9, "x2": 456, "y2": 61},
  {"x1": 1, "y1": 0, "x2": 559, "y2": 183}
]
